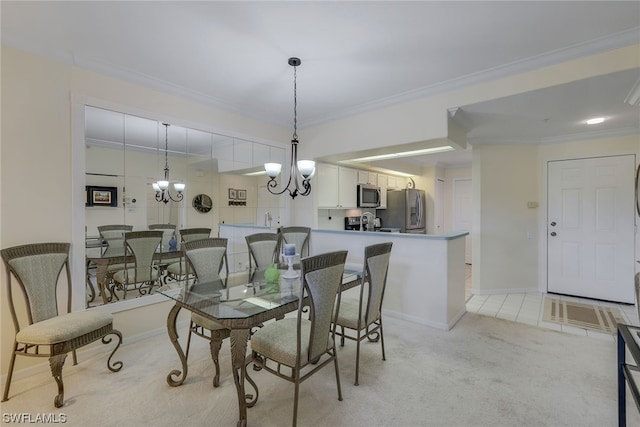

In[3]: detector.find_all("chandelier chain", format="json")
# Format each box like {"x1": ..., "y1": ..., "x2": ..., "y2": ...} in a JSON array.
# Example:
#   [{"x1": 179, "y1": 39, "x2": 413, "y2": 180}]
[
  {"x1": 264, "y1": 56, "x2": 314, "y2": 199},
  {"x1": 153, "y1": 122, "x2": 184, "y2": 204},
  {"x1": 292, "y1": 65, "x2": 298, "y2": 141}
]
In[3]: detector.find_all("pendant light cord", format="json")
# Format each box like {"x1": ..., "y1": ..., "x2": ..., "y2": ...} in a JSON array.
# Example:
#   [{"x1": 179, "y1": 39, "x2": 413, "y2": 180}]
[{"x1": 292, "y1": 65, "x2": 298, "y2": 142}]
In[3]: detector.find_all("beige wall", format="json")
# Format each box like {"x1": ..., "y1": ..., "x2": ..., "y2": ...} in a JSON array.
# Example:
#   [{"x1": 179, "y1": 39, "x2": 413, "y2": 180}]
[
  {"x1": 473, "y1": 144, "x2": 540, "y2": 294},
  {"x1": 0, "y1": 46, "x2": 290, "y2": 374},
  {"x1": 472, "y1": 134, "x2": 640, "y2": 296},
  {"x1": 2, "y1": 43, "x2": 639, "y2": 377}
]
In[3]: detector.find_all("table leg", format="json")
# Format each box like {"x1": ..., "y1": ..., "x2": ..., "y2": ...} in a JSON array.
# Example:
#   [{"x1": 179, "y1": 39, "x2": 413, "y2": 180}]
[
  {"x1": 166, "y1": 303, "x2": 189, "y2": 387},
  {"x1": 95, "y1": 262, "x2": 110, "y2": 305},
  {"x1": 230, "y1": 329, "x2": 255, "y2": 427}
]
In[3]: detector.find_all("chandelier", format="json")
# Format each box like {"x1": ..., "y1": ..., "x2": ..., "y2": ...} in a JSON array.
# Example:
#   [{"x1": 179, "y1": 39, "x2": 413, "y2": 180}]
[
  {"x1": 152, "y1": 123, "x2": 185, "y2": 204},
  {"x1": 264, "y1": 57, "x2": 315, "y2": 199}
]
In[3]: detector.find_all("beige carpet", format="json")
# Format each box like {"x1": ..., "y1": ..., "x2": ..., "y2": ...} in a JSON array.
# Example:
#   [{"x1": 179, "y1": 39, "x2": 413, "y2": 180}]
[
  {"x1": 542, "y1": 295, "x2": 624, "y2": 334},
  {"x1": 1, "y1": 312, "x2": 639, "y2": 426}
]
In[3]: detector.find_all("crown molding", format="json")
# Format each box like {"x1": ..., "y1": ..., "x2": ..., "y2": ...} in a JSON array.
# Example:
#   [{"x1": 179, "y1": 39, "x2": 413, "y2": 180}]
[
  {"x1": 300, "y1": 27, "x2": 640, "y2": 127},
  {"x1": 4, "y1": 26, "x2": 639, "y2": 129}
]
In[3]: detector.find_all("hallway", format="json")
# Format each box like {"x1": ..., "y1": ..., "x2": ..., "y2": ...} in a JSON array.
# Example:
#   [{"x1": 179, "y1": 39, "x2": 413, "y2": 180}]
[{"x1": 463, "y1": 264, "x2": 639, "y2": 340}]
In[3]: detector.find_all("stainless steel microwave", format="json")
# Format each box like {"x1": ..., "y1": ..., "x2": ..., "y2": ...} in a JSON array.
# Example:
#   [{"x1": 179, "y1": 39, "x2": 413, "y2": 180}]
[{"x1": 357, "y1": 184, "x2": 381, "y2": 208}]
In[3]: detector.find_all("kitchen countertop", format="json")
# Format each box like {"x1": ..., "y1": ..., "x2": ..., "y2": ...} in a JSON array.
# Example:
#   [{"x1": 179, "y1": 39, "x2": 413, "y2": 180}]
[{"x1": 313, "y1": 228, "x2": 468, "y2": 240}]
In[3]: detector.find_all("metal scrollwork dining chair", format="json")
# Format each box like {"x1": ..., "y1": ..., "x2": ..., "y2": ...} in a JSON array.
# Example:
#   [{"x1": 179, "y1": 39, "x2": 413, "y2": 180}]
[
  {"x1": 1, "y1": 242, "x2": 123, "y2": 408},
  {"x1": 250, "y1": 250, "x2": 348, "y2": 427},
  {"x1": 112, "y1": 231, "x2": 163, "y2": 299},
  {"x1": 245, "y1": 233, "x2": 279, "y2": 282},
  {"x1": 334, "y1": 242, "x2": 393, "y2": 385},
  {"x1": 97, "y1": 224, "x2": 132, "y2": 256},
  {"x1": 165, "y1": 228, "x2": 211, "y2": 284},
  {"x1": 276, "y1": 226, "x2": 311, "y2": 268},
  {"x1": 181, "y1": 237, "x2": 231, "y2": 387},
  {"x1": 148, "y1": 223, "x2": 177, "y2": 251}
]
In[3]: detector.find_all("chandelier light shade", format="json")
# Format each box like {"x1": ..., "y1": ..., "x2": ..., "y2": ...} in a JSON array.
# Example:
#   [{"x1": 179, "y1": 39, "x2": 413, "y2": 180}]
[
  {"x1": 265, "y1": 57, "x2": 315, "y2": 199},
  {"x1": 153, "y1": 123, "x2": 185, "y2": 204}
]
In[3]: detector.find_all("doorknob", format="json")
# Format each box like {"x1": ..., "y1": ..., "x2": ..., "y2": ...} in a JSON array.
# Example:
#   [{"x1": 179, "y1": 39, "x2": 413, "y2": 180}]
[
  {"x1": 550, "y1": 232, "x2": 557, "y2": 236},
  {"x1": 550, "y1": 221, "x2": 556, "y2": 226}
]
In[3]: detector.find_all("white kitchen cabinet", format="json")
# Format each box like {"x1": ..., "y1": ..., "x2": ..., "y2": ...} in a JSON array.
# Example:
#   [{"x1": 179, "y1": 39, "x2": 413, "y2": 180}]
[
  {"x1": 252, "y1": 143, "x2": 270, "y2": 168},
  {"x1": 378, "y1": 174, "x2": 388, "y2": 209},
  {"x1": 357, "y1": 170, "x2": 378, "y2": 186},
  {"x1": 317, "y1": 163, "x2": 357, "y2": 208},
  {"x1": 387, "y1": 175, "x2": 407, "y2": 190},
  {"x1": 252, "y1": 143, "x2": 286, "y2": 169}
]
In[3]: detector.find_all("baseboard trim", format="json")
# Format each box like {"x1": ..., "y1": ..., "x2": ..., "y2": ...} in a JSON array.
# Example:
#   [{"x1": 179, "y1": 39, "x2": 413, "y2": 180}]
[{"x1": 383, "y1": 309, "x2": 450, "y2": 331}]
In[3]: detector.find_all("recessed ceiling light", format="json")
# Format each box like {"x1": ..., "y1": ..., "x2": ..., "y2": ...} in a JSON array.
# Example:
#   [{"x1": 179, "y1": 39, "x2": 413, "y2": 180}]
[{"x1": 586, "y1": 117, "x2": 605, "y2": 125}]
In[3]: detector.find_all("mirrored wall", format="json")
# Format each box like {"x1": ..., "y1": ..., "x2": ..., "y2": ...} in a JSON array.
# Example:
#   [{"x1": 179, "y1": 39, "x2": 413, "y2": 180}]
[{"x1": 85, "y1": 106, "x2": 287, "y2": 307}]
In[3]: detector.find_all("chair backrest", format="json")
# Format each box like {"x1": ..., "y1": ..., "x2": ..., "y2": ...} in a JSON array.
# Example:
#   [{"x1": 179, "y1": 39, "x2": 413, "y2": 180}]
[
  {"x1": 298, "y1": 250, "x2": 348, "y2": 363},
  {"x1": 277, "y1": 226, "x2": 311, "y2": 258},
  {"x1": 361, "y1": 242, "x2": 393, "y2": 325},
  {"x1": 1, "y1": 242, "x2": 71, "y2": 329},
  {"x1": 98, "y1": 224, "x2": 133, "y2": 256},
  {"x1": 179, "y1": 228, "x2": 212, "y2": 243},
  {"x1": 123, "y1": 231, "x2": 162, "y2": 282},
  {"x1": 183, "y1": 238, "x2": 228, "y2": 287},
  {"x1": 245, "y1": 233, "x2": 279, "y2": 281},
  {"x1": 148, "y1": 223, "x2": 177, "y2": 250}
]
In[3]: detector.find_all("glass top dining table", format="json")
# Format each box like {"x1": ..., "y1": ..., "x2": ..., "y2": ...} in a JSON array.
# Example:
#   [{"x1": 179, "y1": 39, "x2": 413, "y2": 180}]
[
  {"x1": 86, "y1": 246, "x2": 182, "y2": 305},
  {"x1": 157, "y1": 269, "x2": 362, "y2": 427}
]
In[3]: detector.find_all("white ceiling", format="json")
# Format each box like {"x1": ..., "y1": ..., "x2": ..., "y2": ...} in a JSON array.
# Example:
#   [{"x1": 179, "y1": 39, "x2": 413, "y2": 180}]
[{"x1": 2, "y1": 1, "x2": 639, "y2": 169}]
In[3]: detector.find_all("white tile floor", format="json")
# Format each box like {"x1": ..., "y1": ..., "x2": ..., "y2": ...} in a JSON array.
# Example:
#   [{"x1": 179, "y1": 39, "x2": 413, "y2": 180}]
[{"x1": 465, "y1": 292, "x2": 640, "y2": 342}]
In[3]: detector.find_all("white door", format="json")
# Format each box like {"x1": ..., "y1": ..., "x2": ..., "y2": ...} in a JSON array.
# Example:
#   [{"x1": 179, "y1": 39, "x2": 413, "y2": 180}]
[
  {"x1": 547, "y1": 155, "x2": 635, "y2": 303},
  {"x1": 453, "y1": 178, "x2": 472, "y2": 264},
  {"x1": 434, "y1": 178, "x2": 444, "y2": 234}
]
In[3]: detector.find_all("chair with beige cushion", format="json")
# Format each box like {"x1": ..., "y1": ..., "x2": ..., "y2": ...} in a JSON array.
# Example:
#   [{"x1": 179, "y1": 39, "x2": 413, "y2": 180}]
[
  {"x1": 182, "y1": 237, "x2": 231, "y2": 387},
  {"x1": 97, "y1": 224, "x2": 132, "y2": 257},
  {"x1": 94, "y1": 224, "x2": 133, "y2": 298},
  {"x1": 165, "y1": 228, "x2": 211, "y2": 283},
  {"x1": 251, "y1": 250, "x2": 348, "y2": 427},
  {"x1": 334, "y1": 242, "x2": 392, "y2": 385},
  {"x1": 276, "y1": 226, "x2": 311, "y2": 269},
  {"x1": 148, "y1": 223, "x2": 177, "y2": 251},
  {"x1": 1, "y1": 242, "x2": 123, "y2": 408},
  {"x1": 245, "y1": 232, "x2": 279, "y2": 282},
  {"x1": 112, "y1": 231, "x2": 163, "y2": 299}
]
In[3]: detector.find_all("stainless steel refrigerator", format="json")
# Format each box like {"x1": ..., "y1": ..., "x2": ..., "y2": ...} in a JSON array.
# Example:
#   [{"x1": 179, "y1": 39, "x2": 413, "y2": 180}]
[{"x1": 377, "y1": 189, "x2": 426, "y2": 233}]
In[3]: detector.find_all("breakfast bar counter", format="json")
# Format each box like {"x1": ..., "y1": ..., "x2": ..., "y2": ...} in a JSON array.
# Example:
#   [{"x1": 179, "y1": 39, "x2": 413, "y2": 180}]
[{"x1": 311, "y1": 229, "x2": 468, "y2": 330}]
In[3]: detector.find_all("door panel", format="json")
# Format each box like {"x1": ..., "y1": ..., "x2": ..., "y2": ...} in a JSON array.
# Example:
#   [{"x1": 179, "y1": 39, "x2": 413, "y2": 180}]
[{"x1": 547, "y1": 155, "x2": 635, "y2": 303}]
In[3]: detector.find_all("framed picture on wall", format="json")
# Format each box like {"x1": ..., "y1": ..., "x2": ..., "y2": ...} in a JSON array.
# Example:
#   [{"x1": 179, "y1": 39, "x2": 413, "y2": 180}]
[
  {"x1": 86, "y1": 186, "x2": 118, "y2": 207},
  {"x1": 237, "y1": 189, "x2": 246, "y2": 200},
  {"x1": 228, "y1": 188, "x2": 237, "y2": 200}
]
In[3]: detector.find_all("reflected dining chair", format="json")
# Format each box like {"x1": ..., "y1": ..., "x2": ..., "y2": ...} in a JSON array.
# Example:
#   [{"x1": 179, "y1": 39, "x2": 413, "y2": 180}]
[
  {"x1": 112, "y1": 231, "x2": 163, "y2": 300},
  {"x1": 165, "y1": 228, "x2": 212, "y2": 283},
  {"x1": 1, "y1": 242, "x2": 123, "y2": 408},
  {"x1": 333, "y1": 242, "x2": 393, "y2": 385},
  {"x1": 182, "y1": 237, "x2": 231, "y2": 387},
  {"x1": 97, "y1": 224, "x2": 132, "y2": 256},
  {"x1": 245, "y1": 233, "x2": 279, "y2": 282},
  {"x1": 148, "y1": 223, "x2": 177, "y2": 251},
  {"x1": 250, "y1": 250, "x2": 348, "y2": 427},
  {"x1": 149, "y1": 223, "x2": 179, "y2": 281}
]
